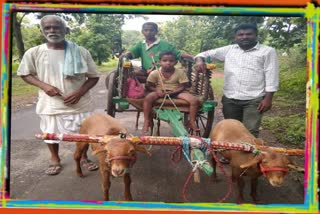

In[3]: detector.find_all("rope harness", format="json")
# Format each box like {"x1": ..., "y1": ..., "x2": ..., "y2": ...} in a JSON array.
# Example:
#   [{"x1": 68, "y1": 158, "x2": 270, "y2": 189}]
[
  {"x1": 106, "y1": 155, "x2": 137, "y2": 168},
  {"x1": 259, "y1": 163, "x2": 289, "y2": 177},
  {"x1": 100, "y1": 133, "x2": 137, "y2": 172},
  {"x1": 180, "y1": 135, "x2": 233, "y2": 203}
]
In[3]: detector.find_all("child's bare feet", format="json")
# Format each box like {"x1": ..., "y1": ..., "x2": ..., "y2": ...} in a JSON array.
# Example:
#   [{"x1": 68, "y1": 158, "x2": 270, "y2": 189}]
[{"x1": 141, "y1": 121, "x2": 150, "y2": 135}]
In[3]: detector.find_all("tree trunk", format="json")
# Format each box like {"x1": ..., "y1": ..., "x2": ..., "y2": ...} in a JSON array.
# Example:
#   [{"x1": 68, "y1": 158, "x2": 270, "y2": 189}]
[{"x1": 12, "y1": 13, "x2": 25, "y2": 61}]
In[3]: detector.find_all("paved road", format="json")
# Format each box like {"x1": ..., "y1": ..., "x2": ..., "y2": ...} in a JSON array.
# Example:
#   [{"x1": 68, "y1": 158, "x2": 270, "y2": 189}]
[{"x1": 9, "y1": 73, "x2": 304, "y2": 204}]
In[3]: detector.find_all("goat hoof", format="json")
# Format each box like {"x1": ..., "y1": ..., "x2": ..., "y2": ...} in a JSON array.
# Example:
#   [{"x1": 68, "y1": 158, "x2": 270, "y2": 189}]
[
  {"x1": 236, "y1": 198, "x2": 245, "y2": 204},
  {"x1": 210, "y1": 176, "x2": 220, "y2": 183},
  {"x1": 252, "y1": 197, "x2": 261, "y2": 204},
  {"x1": 76, "y1": 172, "x2": 84, "y2": 177}
]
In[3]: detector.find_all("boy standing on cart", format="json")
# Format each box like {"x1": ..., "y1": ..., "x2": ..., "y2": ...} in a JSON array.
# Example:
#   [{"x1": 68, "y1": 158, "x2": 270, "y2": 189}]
[{"x1": 120, "y1": 22, "x2": 194, "y2": 82}]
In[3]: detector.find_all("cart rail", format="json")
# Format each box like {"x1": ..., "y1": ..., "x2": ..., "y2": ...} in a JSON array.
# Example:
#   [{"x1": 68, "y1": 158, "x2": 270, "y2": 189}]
[{"x1": 35, "y1": 133, "x2": 305, "y2": 156}]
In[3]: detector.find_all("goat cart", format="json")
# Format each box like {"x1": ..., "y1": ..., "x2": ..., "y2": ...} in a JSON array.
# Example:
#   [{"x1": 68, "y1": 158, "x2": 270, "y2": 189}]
[{"x1": 105, "y1": 37, "x2": 217, "y2": 138}]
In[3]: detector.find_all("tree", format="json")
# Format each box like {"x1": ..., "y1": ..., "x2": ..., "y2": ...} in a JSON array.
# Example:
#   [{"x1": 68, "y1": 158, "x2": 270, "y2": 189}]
[
  {"x1": 160, "y1": 15, "x2": 265, "y2": 55},
  {"x1": 12, "y1": 12, "x2": 28, "y2": 61},
  {"x1": 121, "y1": 30, "x2": 143, "y2": 50},
  {"x1": 68, "y1": 14, "x2": 125, "y2": 65},
  {"x1": 265, "y1": 17, "x2": 307, "y2": 51}
]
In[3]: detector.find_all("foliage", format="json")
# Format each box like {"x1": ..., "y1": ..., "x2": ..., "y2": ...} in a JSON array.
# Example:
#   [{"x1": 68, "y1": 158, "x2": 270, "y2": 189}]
[
  {"x1": 262, "y1": 115, "x2": 305, "y2": 148},
  {"x1": 11, "y1": 62, "x2": 20, "y2": 75},
  {"x1": 122, "y1": 30, "x2": 143, "y2": 50},
  {"x1": 262, "y1": 50, "x2": 306, "y2": 146},
  {"x1": 265, "y1": 17, "x2": 307, "y2": 51},
  {"x1": 68, "y1": 14, "x2": 125, "y2": 65},
  {"x1": 278, "y1": 44, "x2": 307, "y2": 72},
  {"x1": 160, "y1": 15, "x2": 265, "y2": 55},
  {"x1": 277, "y1": 45, "x2": 307, "y2": 102},
  {"x1": 96, "y1": 58, "x2": 118, "y2": 72}
]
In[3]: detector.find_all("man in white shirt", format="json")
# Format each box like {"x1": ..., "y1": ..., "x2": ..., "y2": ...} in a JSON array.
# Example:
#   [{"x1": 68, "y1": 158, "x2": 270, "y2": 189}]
[
  {"x1": 17, "y1": 15, "x2": 100, "y2": 175},
  {"x1": 195, "y1": 23, "x2": 279, "y2": 163}
]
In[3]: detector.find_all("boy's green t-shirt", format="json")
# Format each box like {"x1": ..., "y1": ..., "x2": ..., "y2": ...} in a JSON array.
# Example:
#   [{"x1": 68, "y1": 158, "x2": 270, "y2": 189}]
[{"x1": 129, "y1": 39, "x2": 182, "y2": 71}]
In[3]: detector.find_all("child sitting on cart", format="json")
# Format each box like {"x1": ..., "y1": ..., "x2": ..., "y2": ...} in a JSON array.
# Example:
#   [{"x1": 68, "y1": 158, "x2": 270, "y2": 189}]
[{"x1": 142, "y1": 50, "x2": 200, "y2": 135}]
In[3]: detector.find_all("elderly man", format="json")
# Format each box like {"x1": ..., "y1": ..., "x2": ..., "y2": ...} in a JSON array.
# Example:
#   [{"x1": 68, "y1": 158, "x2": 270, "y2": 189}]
[
  {"x1": 17, "y1": 15, "x2": 100, "y2": 175},
  {"x1": 195, "y1": 23, "x2": 279, "y2": 164}
]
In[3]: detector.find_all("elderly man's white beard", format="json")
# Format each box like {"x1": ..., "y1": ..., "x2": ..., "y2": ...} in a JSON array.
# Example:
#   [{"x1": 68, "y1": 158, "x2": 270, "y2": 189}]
[{"x1": 45, "y1": 33, "x2": 65, "y2": 44}]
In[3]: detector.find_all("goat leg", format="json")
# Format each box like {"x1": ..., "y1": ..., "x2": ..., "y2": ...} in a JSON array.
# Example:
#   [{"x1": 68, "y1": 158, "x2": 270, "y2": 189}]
[
  {"x1": 101, "y1": 168, "x2": 110, "y2": 201},
  {"x1": 250, "y1": 177, "x2": 260, "y2": 203},
  {"x1": 74, "y1": 142, "x2": 85, "y2": 177},
  {"x1": 210, "y1": 156, "x2": 217, "y2": 182},
  {"x1": 124, "y1": 173, "x2": 133, "y2": 201},
  {"x1": 234, "y1": 176, "x2": 245, "y2": 204}
]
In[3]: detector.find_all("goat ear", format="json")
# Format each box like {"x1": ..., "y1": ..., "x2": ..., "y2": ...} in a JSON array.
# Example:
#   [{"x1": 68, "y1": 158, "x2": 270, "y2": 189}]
[
  {"x1": 254, "y1": 138, "x2": 266, "y2": 146},
  {"x1": 134, "y1": 144, "x2": 152, "y2": 157},
  {"x1": 240, "y1": 153, "x2": 264, "y2": 168}
]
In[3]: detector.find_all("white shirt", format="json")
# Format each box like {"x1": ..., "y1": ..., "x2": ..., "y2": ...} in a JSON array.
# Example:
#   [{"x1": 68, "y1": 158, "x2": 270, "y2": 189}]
[
  {"x1": 17, "y1": 44, "x2": 100, "y2": 115},
  {"x1": 196, "y1": 43, "x2": 279, "y2": 100}
]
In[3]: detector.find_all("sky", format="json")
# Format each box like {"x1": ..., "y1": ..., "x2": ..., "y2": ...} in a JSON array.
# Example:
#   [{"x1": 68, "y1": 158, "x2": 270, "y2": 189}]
[{"x1": 121, "y1": 15, "x2": 179, "y2": 31}]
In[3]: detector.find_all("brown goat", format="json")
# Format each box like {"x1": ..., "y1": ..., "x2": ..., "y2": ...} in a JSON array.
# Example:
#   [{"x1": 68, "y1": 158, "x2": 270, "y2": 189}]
[
  {"x1": 74, "y1": 112, "x2": 150, "y2": 201},
  {"x1": 210, "y1": 119, "x2": 295, "y2": 203}
]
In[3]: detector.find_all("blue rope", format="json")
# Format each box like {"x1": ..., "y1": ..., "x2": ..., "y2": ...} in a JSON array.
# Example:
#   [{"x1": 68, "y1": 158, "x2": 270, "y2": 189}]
[
  {"x1": 200, "y1": 137, "x2": 211, "y2": 159},
  {"x1": 180, "y1": 136, "x2": 194, "y2": 166}
]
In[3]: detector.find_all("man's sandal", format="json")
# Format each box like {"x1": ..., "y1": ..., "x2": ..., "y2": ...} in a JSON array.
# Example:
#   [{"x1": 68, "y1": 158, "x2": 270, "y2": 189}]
[
  {"x1": 45, "y1": 164, "x2": 62, "y2": 175},
  {"x1": 80, "y1": 159, "x2": 99, "y2": 171}
]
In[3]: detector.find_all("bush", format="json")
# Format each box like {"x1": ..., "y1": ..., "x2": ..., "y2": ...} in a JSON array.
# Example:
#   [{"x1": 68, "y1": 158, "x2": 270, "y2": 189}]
[
  {"x1": 263, "y1": 52, "x2": 306, "y2": 147},
  {"x1": 275, "y1": 68, "x2": 306, "y2": 107},
  {"x1": 12, "y1": 62, "x2": 20, "y2": 75},
  {"x1": 262, "y1": 114, "x2": 305, "y2": 148},
  {"x1": 97, "y1": 58, "x2": 118, "y2": 72}
]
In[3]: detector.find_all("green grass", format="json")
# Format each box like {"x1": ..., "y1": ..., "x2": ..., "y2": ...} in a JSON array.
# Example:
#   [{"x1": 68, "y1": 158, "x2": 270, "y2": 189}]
[
  {"x1": 12, "y1": 77, "x2": 38, "y2": 97},
  {"x1": 211, "y1": 77, "x2": 223, "y2": 99},
  {"x1": 11, "y1": 62, "x2": 38, "y2": 98},
  {"x1": 12, "y1": 62, "x2": 19, "y2": 75},
  {"x1": 262, "y1": 114, "x2": 305, "y2": 148},
  {"x1": 97, "y1": 58, "x2": 118, "y2": 72}
]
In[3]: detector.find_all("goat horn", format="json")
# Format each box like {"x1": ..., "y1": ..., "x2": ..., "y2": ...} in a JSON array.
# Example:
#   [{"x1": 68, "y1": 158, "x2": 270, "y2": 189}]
[{"x1": 287, "y1": 164, "x2": 305, "y2": 173}]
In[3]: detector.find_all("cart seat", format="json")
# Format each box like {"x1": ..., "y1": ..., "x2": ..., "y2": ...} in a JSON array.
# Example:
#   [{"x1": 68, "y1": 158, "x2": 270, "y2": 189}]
[{"x1": 126, "y1": 97, "x2": 205, "y2": 112}]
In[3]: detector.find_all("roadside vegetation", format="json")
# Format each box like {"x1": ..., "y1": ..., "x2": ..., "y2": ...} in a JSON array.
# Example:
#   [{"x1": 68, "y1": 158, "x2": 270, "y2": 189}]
[
  {"x1": 262, "y1": 48, "x2": 306, "y2": 148},
  {"x1": 10, "y1": 13, "x2": 307, "y2": 147}
]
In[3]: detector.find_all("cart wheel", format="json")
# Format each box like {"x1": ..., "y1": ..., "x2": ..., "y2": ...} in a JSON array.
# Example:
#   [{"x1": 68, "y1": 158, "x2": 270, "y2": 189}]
[
  {"x1": 197, "y1": 110, "x2": 214, "y2": 138},
  {"x1": 195, "y1": 86, "x2": 215, "y2": 138},
  {"x1": 106, "y1": 71, "x2": 116, "y2": 117},
  {"x1": 105, "y1": 69, "x2": 116, "y2": 90}
]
